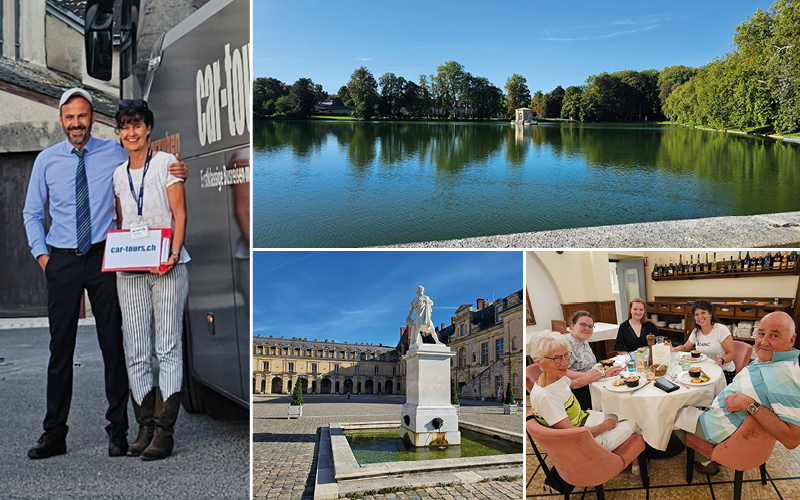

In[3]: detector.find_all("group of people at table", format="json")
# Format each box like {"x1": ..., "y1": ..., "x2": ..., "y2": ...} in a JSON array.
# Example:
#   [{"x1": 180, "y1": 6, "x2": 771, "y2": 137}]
[{"x1": 529, "y1": 298, "x2": 800, "y2": 484}]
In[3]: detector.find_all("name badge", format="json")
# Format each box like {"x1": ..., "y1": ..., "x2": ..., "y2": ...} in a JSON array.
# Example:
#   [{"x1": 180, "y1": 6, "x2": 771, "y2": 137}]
[{"x1": 130, "y1": 222, "x2": 150, "y2": 240}]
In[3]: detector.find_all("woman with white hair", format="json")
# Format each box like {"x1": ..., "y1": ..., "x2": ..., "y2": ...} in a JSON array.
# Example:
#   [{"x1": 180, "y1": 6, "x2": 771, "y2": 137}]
[{"x1": 529, "y1": 330, "x2": 652, "y2": 484}]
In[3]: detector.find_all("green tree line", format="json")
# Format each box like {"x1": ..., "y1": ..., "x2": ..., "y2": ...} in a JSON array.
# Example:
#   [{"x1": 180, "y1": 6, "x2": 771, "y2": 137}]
[
  {"x1": 664, "y1": 0, "x2": 799, "y2": 134},
  {"x1": 255, "y1": 61, "x2": 532, "y2": 120}
]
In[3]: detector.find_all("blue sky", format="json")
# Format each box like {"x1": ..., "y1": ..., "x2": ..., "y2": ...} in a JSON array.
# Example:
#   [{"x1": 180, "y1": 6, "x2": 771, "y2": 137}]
[
  {"x1": 252, "y1": 251, "x2": 522, "y2": 347},
  {"x1": 254, "y1": 0, "x2": 771, "y2": 95}
]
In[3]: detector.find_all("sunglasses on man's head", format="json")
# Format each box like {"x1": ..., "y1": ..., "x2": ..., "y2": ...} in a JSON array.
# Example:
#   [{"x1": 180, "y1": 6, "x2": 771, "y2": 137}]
[{"x1": 119, "y1": 99, "x2": 148, "y2": 109}]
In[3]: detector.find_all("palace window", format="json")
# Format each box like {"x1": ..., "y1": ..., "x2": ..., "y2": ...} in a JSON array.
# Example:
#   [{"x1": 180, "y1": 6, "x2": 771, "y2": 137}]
[
  {"x1": 334, "y1": 364, "x2": 339, "y2": 374},
  {"x1": 263, "y1": 361, "x2": 269, "y2": 371},
  {"x1": 481, "y1": 343, "x2": 489, "y2": 364},
  {"x1": 288, "y1": 362, "x2": 294, "y2": 372},
  {"x1": 375, "y1": 366, "x2": 379, "y2": 375},
  {"x1": 355, "y1": 365, "x2": 360, "y2": 375},
  {"x1": 460, "y1": 324, "x2": 464, "y2": 336},
  {"x1": 496, "y1": 339, "x2": 504, "y2": 358},
  {"x1": 312, "y1": 363, "x2": 317, "y2": 373}
]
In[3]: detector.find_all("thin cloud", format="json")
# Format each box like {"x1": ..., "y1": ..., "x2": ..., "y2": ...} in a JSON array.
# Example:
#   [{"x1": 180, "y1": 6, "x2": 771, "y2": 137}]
[
  {"x1": 544, "y1": 37, "x2": 589, "y2": 42},
  {"x1": 597, "y1": 25, "x2": 661, "y2": 39},
  {"x1": 355, "y1": 57, "x2": 372, "y2": 62}
]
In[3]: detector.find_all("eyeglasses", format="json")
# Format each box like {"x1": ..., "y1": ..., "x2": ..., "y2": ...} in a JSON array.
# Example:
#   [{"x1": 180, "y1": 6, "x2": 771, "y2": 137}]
[
  {"x1": 577, "y1": 322, "x2": 595, "y2": 329},
  {"x1": 543, "y1": 353, "x2": 570, "y2": 363},
  {"x1": 119, "y1": 99, "x2": 148, "y2": 109}
]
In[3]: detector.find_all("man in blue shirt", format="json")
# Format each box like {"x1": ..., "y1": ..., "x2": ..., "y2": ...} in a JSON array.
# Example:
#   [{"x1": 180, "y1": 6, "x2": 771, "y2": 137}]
[
  {"x1": 687, "y1": 311, "x2": 800, "y2": 476},
  {"x1": 22, "y1": 88, "x2": 186, "y2": 459}
]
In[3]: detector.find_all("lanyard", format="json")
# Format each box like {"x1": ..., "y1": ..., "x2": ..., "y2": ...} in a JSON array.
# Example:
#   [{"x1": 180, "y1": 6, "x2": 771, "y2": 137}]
[{"x1": 126, "y1": 148, "x2": 153, "y2": 220}]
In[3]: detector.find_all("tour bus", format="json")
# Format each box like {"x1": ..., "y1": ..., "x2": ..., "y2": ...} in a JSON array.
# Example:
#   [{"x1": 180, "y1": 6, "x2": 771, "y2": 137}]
[{"x1": 84, "y1": 0, "x2": 250, "y2": 415}]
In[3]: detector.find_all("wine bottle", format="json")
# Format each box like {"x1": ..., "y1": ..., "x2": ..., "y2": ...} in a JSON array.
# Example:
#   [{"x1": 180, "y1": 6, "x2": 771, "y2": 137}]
[
  {"x1": 688, "y1": 254, "x2": 694, "y2": 274},
  {"x1": 789, "y1": 251, "x2": 797, "y2": 269},
  {"x1": 713, "y1": 252, "x2": 717, "y2": 273},
  {"x1": 736, "y1": 251, "x2": 742, "y2": 271},
  {"x1": 765, "y1": 251, "x2": 772, "y2": 271},
  {"x1": 744, "y1": 251, "x2": 751, "y2": 271},
  {"x1": 774, "y1": 251, "x2": 782, "y2": 270},
  {"x1": 652, "y1": 259, "x2": 659, "y2": 278},
  {"x1": 705, "y1": 253, "x2": 709, "y2": 273},
  {"x1": 678, "y1": 254, "x2": 684, "y2": 275},
  {"x1": 668, "y1": 259, "x2": 674, "y2": 276},
  {"x1": 721, "y1": 257, "x2": 726, "y2": 273},
  {"x1": 782, "y1": 251, "x2": 789, "y2": 269},
  {"x1": 756, "y1": 252, "x2": 763, "y2": 272}
]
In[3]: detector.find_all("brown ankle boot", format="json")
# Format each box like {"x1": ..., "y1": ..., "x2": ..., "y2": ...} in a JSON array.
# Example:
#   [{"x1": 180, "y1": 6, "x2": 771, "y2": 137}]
[
  {"x1": 141, "y1": 389, "x2": 181, "y2": 461},
  {"x1": 127, "y1": 388, "x2": 156, "y2": 457}
]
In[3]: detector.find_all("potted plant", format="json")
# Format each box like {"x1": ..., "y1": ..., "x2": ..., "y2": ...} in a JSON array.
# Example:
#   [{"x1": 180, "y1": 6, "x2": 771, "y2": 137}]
[
  {"x1": 288, "y1": 380, "x2": 303, "y2": 419},
  {"x1": 451, "y1": 379, "x2": 460, "y2": 415},
  {"x1": 503, "y1": 381, "x2": 518, "y2": 414}
]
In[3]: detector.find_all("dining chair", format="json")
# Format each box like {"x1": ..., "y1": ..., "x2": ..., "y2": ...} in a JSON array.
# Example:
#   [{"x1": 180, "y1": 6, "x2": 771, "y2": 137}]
[
  {"x1": 685, "y1": 415, "x2": 775, "y2": 500},
  {"x1": 526, "y1": 417, "x2": 649, "y2": 500},
  {"x1": 732, "y1": 341, "x2": 753, "y2": 375},
  {"x1": 526, "y1": 363, "x2": 542, "y2": 394},
  {"x1": 551, "y1": 319, "x2": 567, "y2": 334}
]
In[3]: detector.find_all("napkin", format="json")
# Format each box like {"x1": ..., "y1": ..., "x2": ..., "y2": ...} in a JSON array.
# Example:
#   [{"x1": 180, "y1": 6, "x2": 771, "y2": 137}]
[{"x1": 674, "y1": 406, "x2": 705, "y2": 433}]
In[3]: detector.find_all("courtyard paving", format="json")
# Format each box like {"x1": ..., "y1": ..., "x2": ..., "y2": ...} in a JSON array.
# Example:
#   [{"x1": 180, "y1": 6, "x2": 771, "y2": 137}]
[{"x1": 252, "y1": 393, "x2": 524, "y2": 500}]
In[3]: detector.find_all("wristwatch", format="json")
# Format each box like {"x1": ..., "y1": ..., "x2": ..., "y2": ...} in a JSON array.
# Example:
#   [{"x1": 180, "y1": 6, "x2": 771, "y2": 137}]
[{"x1": 747, "y1": 401, "x2": 761, "y2": 415}]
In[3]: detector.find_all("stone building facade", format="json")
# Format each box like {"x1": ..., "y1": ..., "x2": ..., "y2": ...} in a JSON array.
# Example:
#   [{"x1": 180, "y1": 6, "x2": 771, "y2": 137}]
[
  {"x1": 441, "y1": 291, "x2": 524, "y2": 402},
  {"x1": 252, "y1": 289, "x2": 524, "y2": 402},
  {"x1": 252, "y1": 338, "x2": 403, "y2": 395}
]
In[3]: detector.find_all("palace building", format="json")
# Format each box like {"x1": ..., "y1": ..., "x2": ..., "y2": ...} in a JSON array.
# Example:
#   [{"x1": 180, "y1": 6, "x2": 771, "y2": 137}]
[{"x1": 252, "y1": 289, "x2": 524, "y2": 401}]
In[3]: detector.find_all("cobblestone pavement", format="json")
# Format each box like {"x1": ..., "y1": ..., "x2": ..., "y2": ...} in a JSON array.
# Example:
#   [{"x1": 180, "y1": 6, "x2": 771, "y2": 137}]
[
  {"x1": 362, "y1": 479, "x2": 523, "y2": 500},
  {"x1": 252, "y1": 394, "x2": 524, "y2": 499}
]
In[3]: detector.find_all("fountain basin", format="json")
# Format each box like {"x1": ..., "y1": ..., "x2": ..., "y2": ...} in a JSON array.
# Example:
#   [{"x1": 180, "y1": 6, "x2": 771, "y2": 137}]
[
  {"x1": 314, "y1": 422, "x2": 522, "y2": 500},
  {"x1": 346, "y1": 428, "x2": 519, "y2": 464}
]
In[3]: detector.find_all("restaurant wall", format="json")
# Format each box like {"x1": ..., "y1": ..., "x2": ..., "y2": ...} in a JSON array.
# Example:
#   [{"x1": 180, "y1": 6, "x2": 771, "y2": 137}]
[
  {"x1": 644, "y1": 251, "x2": 799, "y2": 300},
  {"x1": 525, "y1": 252, "x2": 562, "y2": 344},
  {"x1": 534, "y1": 251, "x2": 615, "y2": 303}
]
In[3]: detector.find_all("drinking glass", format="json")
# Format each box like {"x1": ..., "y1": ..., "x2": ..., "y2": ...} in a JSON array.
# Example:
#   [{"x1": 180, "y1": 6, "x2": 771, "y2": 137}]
[
  {"x1": 636, "y1": 353, "x2": 645, "y2": 372},
  {"x1": 627, "y1": 354, "x2": 636, "y2": 372},
  {"x1": 655, "y1": 336, "x2": 666, "y2": 344},
  {"x1": 645, "y1": 365, "x2": 656, "y2": 382},
  {"x1": 681, "y1": 356, "x2": 692, "y2": 371}
]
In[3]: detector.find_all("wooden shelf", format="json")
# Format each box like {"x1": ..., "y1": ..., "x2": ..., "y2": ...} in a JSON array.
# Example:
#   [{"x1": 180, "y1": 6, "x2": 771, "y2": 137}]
[{"x1": 653, "y1": 267, "x2": 798, "y2": 281}]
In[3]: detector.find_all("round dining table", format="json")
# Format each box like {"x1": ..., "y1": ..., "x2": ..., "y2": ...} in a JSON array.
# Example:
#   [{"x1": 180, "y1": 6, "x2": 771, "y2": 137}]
[{"x1": 588, "y1": 354, "x2": 727, "y2": 451}]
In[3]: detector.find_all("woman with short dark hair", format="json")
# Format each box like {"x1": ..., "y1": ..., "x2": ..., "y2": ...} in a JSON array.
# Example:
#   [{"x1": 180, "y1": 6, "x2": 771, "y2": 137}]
[
  {"x1": 672, "y1": 299, "x2": 735, "y2": 384},
  {"x1": 112, "y1": 99, "x2": 189, "y2": 460}
]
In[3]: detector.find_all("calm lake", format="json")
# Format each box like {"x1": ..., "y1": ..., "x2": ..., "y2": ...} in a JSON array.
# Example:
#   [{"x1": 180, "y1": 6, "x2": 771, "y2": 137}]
[{"x1": 253, "y1": 120, "x2": 800, "y2": 248}]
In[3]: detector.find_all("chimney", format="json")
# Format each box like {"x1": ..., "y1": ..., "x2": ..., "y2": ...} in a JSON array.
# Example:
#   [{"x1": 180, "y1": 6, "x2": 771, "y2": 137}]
[
  {"x1": 314, "y1": 338, "x2": 317, "y2": 341},
  {"x1": 451, "y1": 316, "x2": 456, "y2": 324},
  {"x1": 441, "y1": 322, "x2": 445, "y2": 330},
  {"x1": 435, "y1": 326, "x2": 439, "y2": 332},
  {"x1": 477, "y1": 298, "x2": 485, "y2": 310}
]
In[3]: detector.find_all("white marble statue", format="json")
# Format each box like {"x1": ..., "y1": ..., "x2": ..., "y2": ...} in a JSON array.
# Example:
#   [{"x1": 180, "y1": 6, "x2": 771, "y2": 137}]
[{"x1": 406, "y1": 285, "x2": 440, "y2": 345}]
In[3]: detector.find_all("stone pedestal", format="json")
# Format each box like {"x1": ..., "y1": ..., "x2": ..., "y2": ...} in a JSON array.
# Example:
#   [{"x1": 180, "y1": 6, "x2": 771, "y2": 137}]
[{"x1": 399, "y1": 343, "x2": 460, "y2": 446}]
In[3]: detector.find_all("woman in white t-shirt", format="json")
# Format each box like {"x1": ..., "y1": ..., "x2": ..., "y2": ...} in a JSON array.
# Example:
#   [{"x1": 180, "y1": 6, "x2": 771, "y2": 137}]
[
  {"x1": 112, "y1": 99, "x2": 189, "y2": 461},
  {"x1": 672, "y1": 299, "x2": 735, "y2": 384},
  {"x1": 529, "y1": 331, "x2": 651, "y2": 485}
]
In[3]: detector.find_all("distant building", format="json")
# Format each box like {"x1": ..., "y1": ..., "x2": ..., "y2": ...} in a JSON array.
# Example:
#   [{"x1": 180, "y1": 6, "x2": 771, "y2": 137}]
[
  {"x1": 252, "y1": 289, "x2": 524, "y2": 402},
  {"x1": 252, "y1": 338, "x2": 403, "y2": 395}
]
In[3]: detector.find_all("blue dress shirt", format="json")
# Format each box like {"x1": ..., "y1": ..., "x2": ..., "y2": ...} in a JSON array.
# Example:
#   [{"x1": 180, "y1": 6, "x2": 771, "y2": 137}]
[{"x1": 23, "y1": 136, "x2": 127, "y2": 257}]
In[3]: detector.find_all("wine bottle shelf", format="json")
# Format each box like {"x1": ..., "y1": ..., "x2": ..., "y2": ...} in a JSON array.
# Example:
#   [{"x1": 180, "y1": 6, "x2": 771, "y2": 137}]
[{"x1": 652, "y1": 267, "x2": 798, "y2": 281}]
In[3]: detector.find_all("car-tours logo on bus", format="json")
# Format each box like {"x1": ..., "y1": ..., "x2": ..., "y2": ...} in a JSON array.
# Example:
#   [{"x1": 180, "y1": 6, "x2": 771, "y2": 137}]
[{"x1": 195, "y1": 42, "x2": 250, "y2": 146}]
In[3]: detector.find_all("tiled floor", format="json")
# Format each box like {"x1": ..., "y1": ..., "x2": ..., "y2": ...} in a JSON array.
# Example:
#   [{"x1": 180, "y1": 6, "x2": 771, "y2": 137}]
[{"x1": 525, "y1": 406, "x2": 800, "y2": 499}]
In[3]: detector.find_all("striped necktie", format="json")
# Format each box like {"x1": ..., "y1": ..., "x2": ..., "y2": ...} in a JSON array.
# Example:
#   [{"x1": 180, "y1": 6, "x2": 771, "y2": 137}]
[{"x1": 73, "y1": 148, "x2": 92, "y2": 254}]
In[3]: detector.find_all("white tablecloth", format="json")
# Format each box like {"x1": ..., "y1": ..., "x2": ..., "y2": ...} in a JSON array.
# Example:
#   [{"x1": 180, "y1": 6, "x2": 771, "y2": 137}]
[
  {"x1": 588, "y1": 355, "x2": 726, "y2": 450},
  {"x1": 587, "y1": 322, "x2": 619, "y2": 343}
]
